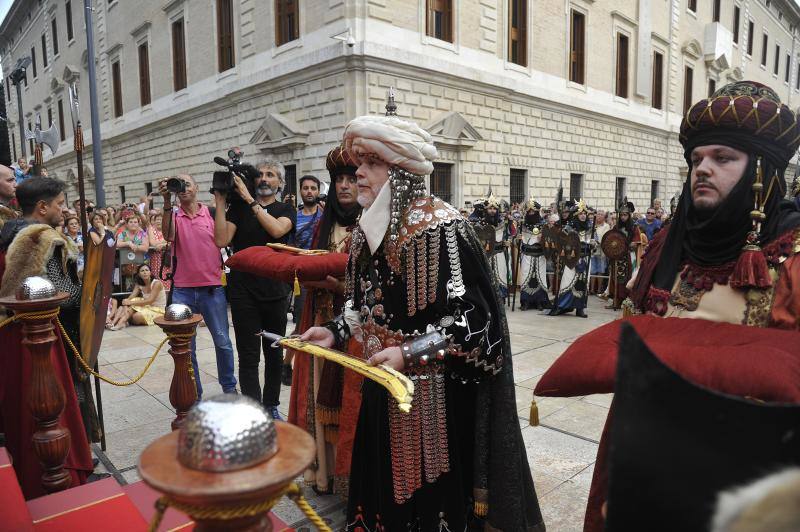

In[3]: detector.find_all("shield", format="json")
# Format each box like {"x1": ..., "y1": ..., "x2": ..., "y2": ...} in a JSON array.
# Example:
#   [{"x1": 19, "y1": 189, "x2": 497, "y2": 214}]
[
  {"x1": 473, "y1": 223, "x2": 496, "y2": 256},
  {"x1": 541, "y1": 225, "x2": 560, "y2": 261},
  {"x1": 80, "y1": 233, "x2": 117, "y2": 369},
  {"x1": 559, "y1": 229, "x2": 581, "y2": 269},
  {"x1": 601, "y1": 228, "x2": 629, "y2": 261}
]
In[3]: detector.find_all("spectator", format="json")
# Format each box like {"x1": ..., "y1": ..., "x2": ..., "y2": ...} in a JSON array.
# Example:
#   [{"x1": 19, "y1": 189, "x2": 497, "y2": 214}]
[
  {"x1": 637, "y1": 207, "x2": 662, "y2": 240},
  {"x1": 295, "y1": 175, "x2": 322, "y2": 250},
  {"x1": 147, "y1": 211, "x2": 170, "y2": 289},
  {"x1": 14, "y1": 157, "x2": 29, "y2": 183},
  {"x1": 88, "y1": 213, "x2": 112, "y2": 246},
  {"x1": 64, "y1": 215, "x2": 84, "y2": 274},
  {"x1": 137, "y1": 195, "x2": 149, "y2": 214},
  {"x1": 0, "y1": 164, "x2": 17, "y2": 210},
  {"x1": 107, "y1": 264, "x2": 166, "y2": 330},
  {"x1": 116, "y1": 213, "x2": 149, "y2": 253},
  {"x1": 590, "y1": 211, "x2": 610, "y2": 294},
  {"x1": 214, "y1": 160, "x2": 295, "y2": 420},
  {"x1": 160, "y1": 174, "x2": 237, "y2": 396}
]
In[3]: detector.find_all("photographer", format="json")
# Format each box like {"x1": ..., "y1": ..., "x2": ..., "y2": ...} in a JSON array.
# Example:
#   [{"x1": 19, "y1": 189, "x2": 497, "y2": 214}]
[
  {"x1": 159, "y1": 174, "x2": 237, "y2": 398},
  {"x1": 214, "y1": 160, "x2": 295, "y2": 420}
]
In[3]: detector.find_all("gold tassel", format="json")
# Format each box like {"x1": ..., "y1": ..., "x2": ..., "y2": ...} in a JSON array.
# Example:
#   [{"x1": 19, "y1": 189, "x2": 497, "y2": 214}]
[
  {"x1": 529, "y1": 398, "x2": 539, "y2": 426},
  {"x1": 474, "y1": 501, "x2": 489, "y2": 518},
  {"x1": 293, "y1": 271, "x2": 301, "y2": 296}
]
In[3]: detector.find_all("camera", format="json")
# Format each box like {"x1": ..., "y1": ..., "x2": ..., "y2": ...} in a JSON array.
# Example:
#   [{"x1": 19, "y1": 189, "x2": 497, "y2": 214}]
[
  {"x1": 166, "y1": 177, "x2": 188, "y2": 194},
  {"x1": 210, "y1": 147, "x2": 258, "y2": 204}
]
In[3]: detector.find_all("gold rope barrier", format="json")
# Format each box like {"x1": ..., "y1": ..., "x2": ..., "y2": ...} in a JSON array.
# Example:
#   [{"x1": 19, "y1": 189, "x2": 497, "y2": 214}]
[
  {"x1": 148, "y1": 482, "x2": 332, "y2": 532},
  {"x1": 0, "y1": 308, "x2": 193, "y2": 387}
]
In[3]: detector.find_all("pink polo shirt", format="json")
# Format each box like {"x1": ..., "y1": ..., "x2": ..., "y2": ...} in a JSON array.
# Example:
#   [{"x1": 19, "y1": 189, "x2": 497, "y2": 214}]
[{"x1": 172, "y1": 203, "x2": 223, "y2": 287}]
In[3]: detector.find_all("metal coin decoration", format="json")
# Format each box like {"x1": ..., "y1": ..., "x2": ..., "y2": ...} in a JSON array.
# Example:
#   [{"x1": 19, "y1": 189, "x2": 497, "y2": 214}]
[
  {"x1": 15, "y1": 276, "x2": 57, "y2": 300},
  {"x1": 177, "y1": 394, "x2": 279, "y2": 472},
  {"x1": 164, "y1": 303, "x2": 193, "y2": 322}
]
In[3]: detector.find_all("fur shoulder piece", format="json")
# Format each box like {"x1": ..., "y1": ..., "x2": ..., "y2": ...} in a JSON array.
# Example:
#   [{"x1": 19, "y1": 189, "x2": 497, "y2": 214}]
[{"x1": 0, "y1": 224, "x2": 68, "y2": 299}]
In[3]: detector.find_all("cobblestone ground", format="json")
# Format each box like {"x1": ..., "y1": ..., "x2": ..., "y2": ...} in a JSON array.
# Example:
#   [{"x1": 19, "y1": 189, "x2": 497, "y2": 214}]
[{"x1": 92, "y1": 296, "x2": 619, "y2": 531}]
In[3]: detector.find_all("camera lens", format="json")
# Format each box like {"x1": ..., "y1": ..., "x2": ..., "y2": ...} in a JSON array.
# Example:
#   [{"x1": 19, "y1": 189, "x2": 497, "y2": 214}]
[{"x1": 166, "y1": 177, "x2": 186, "y2": 194}]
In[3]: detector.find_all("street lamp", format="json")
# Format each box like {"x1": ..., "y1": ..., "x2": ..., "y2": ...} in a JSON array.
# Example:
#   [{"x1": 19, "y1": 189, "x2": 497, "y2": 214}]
[{"x1": 9, "y1": 56, "x2": 31, "y2": 160}]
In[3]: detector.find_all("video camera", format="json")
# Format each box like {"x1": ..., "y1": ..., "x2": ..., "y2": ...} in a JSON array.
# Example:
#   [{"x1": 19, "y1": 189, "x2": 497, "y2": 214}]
[{"x1": 210, "y1": 147, "x2": 259, "y2": 204}]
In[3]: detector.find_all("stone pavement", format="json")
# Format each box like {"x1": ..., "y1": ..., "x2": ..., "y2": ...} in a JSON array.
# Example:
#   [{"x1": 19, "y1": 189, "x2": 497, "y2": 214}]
[{"x1": 91, "y1": 297, "x2": 619, "y2": 531}]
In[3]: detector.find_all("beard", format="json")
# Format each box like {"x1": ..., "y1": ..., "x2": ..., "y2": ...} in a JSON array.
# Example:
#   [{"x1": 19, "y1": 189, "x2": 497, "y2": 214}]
[{"x1": 256, "y1": 183, "x2": 275, "y2": 198}]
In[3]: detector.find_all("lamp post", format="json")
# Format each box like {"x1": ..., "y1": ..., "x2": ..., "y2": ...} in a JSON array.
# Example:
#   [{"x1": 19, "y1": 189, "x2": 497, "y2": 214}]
[{"x1": 9, "y1": 56, "x2": 31, "y2": 160}]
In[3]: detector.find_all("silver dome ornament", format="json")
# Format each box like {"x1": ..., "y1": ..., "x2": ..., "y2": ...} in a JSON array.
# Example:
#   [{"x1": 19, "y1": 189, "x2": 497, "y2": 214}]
[
  {"x1": 177, "y1": 394, "x2": 279, "y2": 472},
  {"x1": 15, "y1": 276, "x2": 57, "y2": 300},
  {"x1": 164, "y1": 303, "x2": 193, "y2": 321}
]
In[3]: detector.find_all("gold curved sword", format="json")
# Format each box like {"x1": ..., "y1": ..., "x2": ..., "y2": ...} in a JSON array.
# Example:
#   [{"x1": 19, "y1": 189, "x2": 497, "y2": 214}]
[{"x1": 257, "y1": 332, "x2": 414, "y2": 413}]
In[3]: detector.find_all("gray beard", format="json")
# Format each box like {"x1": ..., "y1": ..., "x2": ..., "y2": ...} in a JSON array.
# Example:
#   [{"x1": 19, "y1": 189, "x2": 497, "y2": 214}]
[{"x1": 256, "y1": 185, "x2": 275, "y2": 197}]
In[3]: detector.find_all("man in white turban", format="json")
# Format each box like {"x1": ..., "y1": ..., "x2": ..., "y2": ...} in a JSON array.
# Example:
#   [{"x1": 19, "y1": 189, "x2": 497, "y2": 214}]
[{"x1": 301, "y1": 115, "x2": 544, "y2": 531}]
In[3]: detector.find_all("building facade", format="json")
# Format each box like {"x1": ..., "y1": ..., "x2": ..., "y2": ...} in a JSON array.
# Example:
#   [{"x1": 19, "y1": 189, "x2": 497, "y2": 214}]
[{"x1": 1, "y1": 0, "x2": 798, "y2": 211}]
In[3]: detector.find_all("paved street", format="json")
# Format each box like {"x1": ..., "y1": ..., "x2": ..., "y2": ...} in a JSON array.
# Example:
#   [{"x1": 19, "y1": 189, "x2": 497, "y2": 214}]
[{"x1": 92, "y1": 297, "x2": 619, "y2": 531}]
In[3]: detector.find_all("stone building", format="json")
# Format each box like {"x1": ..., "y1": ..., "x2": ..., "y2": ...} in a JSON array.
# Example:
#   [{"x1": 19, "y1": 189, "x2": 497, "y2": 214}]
[{"x1": 1, "y1": 0, "x2": 799, "y2": 211}]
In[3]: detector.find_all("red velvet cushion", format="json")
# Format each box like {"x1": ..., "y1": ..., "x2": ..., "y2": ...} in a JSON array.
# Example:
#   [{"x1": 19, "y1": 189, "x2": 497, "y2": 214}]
[
  {"x1": 534, "y1": 316, "x2": 800, "y2": 402},
  {"x1": 225, "y1": 246, "x2": 349, "y2": 283}
]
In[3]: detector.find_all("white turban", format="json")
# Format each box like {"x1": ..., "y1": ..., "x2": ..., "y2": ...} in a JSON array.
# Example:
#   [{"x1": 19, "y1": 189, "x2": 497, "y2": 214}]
[{"x1": 343, "y1": 115, "x2": 438, "y2": 176}]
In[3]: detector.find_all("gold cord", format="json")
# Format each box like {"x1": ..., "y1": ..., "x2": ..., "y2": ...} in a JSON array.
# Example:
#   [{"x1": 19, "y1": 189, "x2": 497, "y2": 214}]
[{"x1": 148, "y1": 482, "x2": 331, "y2": 532}]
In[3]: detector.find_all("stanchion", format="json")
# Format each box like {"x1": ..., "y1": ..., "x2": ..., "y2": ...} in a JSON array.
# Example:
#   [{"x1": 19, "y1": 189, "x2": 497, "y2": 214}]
[{"x1": 154, "y1": 305, "x2": 201, "y2": 430}]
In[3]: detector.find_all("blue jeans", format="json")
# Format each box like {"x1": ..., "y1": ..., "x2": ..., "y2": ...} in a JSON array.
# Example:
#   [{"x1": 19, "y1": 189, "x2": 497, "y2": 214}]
[{"x1": 172, "y1": 286, "x2": 237, "y2": 398}]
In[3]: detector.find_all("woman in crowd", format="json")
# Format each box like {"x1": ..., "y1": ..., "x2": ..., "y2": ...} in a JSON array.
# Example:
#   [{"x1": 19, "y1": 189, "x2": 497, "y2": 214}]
[
  {"x1": 106, "y1": 264, "x2": 166, "y2": 330},
  {"x1": 88, "y1": 212, "x2": 112, "y2": 246},
  {"x1": 64, "y1": 215, "x2": 85, "y2": 274},
  {"x1": 147, "y1": 211, "x2": 170, "y2": 289},
  {"x1": 116, "y1": 213, "x2": 149, "y2": 253}
]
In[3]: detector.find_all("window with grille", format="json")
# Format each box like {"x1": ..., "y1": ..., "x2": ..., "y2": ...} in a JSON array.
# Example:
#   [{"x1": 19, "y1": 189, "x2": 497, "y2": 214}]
[
  {"x1": 427, "y1": 0, "x2": 453, "y2": 43},
  {"x1": 796, "y1": 60, "x2": 800, "y2": 90},
  {"x1": 650, "y1": 180, "x2": 660, "y2": 207},
  {"x1": 5, "y1": 78, "x2": 9, "y2": 101},
  {"x1": 510, "y1": 169, "x2": 526, "y2": 204},
  {"x1": 112, "y1": 60, "x2": 123, "y2": 117},
  {"x1": 569, "y1": 173, "x2": 583, "y2": 201},
  {"x1": 683, "y1": 66, "x2": 693, "y2": 114},
  {"x1": 172, "y1": 19, "x2": 187, "y2": 91},
  {"x1": 119, "y1": 185, "x2": 126, "y2": 203},
  {"x1": 508, "y1": 0, "x2": 527, "y2": 66},
  {"x1": 66, "y1": 1, "x2": 74, "y2": 41},
  {"x1": 145, "y1": 182, "x2": 153, "y2": 197},
  {"x1": 786, "y1": 54, "x2": 791, "y2": 83},
  {"x1": 761, "y1": 34, "x2": 768, "y2": 66},
  {"x1": 569, "y1": 10, "x2": 585, "y2": 85},
  {"x1": 774, "y1": 44, "x2": 780, "y2": 75},
  {"x1": 31, "y1": 47, "x2": 36, "y2": 78},
  {"x1": 747, "y1": 21, "x2": 754, "y2": 55},
  {"x1": 57, "y1": 99, "x2": 65, "y2": 141},
  {"x1": 275, "y1": 0, "x2": 299, "y2": 46},
  {"x1": 47, "y1": 107, "x2": 52, "y2": 127},
  {"x1": 430, "y1": 163, "x2": 453, "y2": 204},
  {"x1": 138, "y1": 43, "x2": 151, "y2": 106},
  {"x1": 712, "y1": 0, "x2": 720, "y2": 21},
  {"x1": 708, "y1": 78, "x2": 716, "y2": 97},
  {"x1": 688, "y1": 0, "x2": 697, "y2": 12},
  {"x1": 652, "y1": 51, "x2": 664, "y2": 109},
  {"x1": 217, "y1": 0, "x2": 235, "y2": 72},
  {"x1": 733, "y1": 6, "x2": 740, "y2": 44},
  {"x1": 615, "y1": 177, "x2": 626, "y2": 209},
  {"x1": 615, "y1": 33, "x2": 629, "y2": 98},
  {"x1": 11, "y1": 132, "x2": 16, "y2": 162},
  {"x1": 283, "y1": 164, "x2": 297, "y2": 198},
  {"x1": 27, "y1": 121, "x2": 33, "y2": 155},
  {"x1": 51, "y1": 19, "x2": 59, "y2": 56}
]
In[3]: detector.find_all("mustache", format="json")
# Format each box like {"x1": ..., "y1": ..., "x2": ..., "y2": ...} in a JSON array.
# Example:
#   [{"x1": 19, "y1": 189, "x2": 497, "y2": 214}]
[{"x1": 692, "y1": 177, "x2": 717, "y2": 193}]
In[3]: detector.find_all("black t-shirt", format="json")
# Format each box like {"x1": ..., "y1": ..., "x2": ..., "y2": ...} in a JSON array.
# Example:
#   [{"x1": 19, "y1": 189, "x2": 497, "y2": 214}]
[{"x1": 226, "y1": 199, "x2": 296, "y2": 301}]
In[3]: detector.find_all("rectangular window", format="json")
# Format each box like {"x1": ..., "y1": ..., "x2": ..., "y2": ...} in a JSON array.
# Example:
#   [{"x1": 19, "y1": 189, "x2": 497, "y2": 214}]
[
  {"x1": 774, "y1": 44, "x2": 780, "y2": 74},
  {"x1": 119, "y1": 185, "x2": 126, "y2": 204},
  {"x1": 27, "y1": 121, "x2": 33, "y2": 155},
  {"x1": 57, "y1": 98, "x2": 65, "y2": 141},
  {"x1": 145, "y1": 182, "x2": 153, "y2": 197},
  {"x1": 275, "y1": 0, "x2": 300, "y2": 47},
  {"x1": 66, "y1": 1, "x2": 74, "y2": 41},
  {"x1": 747, "y1": 20, "x2": 754, "y2": 55},
  {"x1": 112, "y1": 60, "x2": 123, "y2": 117},
  {"x1": 31, "y1": 46, "x2": 37, "y2": 78},
  {"x1": 216, "y1": 0, "x2": 235, "y2": 72},
  {"x1": 688, "y1": 0, "x2": 697, "y2": 12},
  {"x1": 569, "y1": 173, "x2": 583, "y2": 201},
  {"x1": 51, "y1": 19, "x2": 59, "y2": 56},
  {"x1": 508, "y1": 0, "x2": 527, "y2": 66},
  {"x1": 569, "y1": 10, "x2": 585, "y2": 85},
  {"x1": 11, "y1": 132, "x2": 16, "y2": 162},
  {"x1": 712, "y1": 0, "x2": 720, "y2": 22},
  {"x1": 6, "y1": 78, "x2": 10, "y2": 101},
  {"x1": 786, "y1": 54, "x2": 791, "y2": 83},
  {"x1": 47, "y1": 107, "x2": 52, "y2": 127},
  {"x1": 172, "y1": 18, "x2": 187, "y2": 91},
  {"x1": 615, "y1": 177, "x2": 626, "y2": 209},
  {"x1": 650, "y1": 180, "x2": 660, "y2": 207},
  {"x1": 430, "y1": 163, "x2": 453, "y2": 204},
  {"x1": 283, "y1": 164, "x2": 297, "y2": 198},
  {"x1": 138, "y1": 42, "x2": 151, "y2": 106},
  {"x1": 761, "y1": 33, "x2": 768, "y2": 66},
  {"x1": 615, "y1": 33, "x2": 629, "y2": 98},
  {"x1": 796, "y1": 60, "x2": 800, "y2": 90},
  {"x1": 41, "y1": 34, "x2": 48, "y2": 67},
  {"x1": 683, "y1": 65, "x2": 694, "y2": 114},
  {"x1": 733, "y1": 6, "x2": 740, "y2": 44},
  {"x1": 427, "y1": 0, "x2": 453, "y2": 43},
  {"x1": 708, "y1": 78, "x2": 716, "y2": 97},
  {"x1": 652, "y1": 51, "x2": 664, "y2": 109},
  {"x1": 510, "y1": 168, "x2": 526, "y2": 204}
]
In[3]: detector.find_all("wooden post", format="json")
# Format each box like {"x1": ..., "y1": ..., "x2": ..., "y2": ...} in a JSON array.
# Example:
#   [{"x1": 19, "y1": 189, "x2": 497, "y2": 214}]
[
  {"x1": 154, "y1": 314, "x2": 202, "y2": 430},
  {"x1": 0, "y1": 292, "x2": 72, "y2": 494}
]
